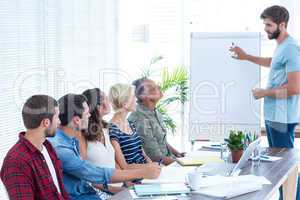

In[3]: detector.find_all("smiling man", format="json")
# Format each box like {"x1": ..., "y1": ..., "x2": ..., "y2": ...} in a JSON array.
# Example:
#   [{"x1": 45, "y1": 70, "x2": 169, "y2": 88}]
[
  {"x1": 230, "y1": 5, "x2": 300, "y2": 200},
  {"x1": 230, "y1": 5, "x2": 300, "y2": 148}
]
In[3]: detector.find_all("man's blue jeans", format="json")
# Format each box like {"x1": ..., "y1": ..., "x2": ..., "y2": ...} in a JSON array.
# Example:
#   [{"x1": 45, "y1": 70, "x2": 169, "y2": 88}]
[{"x1": 265, "y1": 120, "x2": 298, "y2": 200}]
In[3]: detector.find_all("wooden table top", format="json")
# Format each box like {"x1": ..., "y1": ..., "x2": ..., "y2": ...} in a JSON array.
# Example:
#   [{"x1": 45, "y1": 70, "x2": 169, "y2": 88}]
[{"x1": 110, "y1": 148, "x2": 300, "y2": 200}]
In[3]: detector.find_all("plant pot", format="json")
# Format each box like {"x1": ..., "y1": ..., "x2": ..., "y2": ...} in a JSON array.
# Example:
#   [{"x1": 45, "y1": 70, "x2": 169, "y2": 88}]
[{"x1": 230, "y1": 149, "x2": 244, "y2": 163}]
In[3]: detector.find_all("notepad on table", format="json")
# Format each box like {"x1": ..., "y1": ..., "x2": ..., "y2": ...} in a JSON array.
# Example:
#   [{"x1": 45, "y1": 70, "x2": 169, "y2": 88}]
[{"x1": 176, "y1": 156, "x2": 224, "y2": 166}]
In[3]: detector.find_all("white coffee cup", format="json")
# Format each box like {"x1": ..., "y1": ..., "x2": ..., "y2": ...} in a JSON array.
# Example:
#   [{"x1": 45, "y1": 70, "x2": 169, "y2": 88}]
[{"x1": 186, "y1": 171, "x2": 203, "y2": 191}]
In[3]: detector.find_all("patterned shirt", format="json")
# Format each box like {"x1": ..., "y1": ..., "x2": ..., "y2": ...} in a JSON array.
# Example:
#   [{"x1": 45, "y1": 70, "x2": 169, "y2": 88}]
[
  {"x1": 109, "y1": 121, "x2": 147, "y2": 164},
  {"x1": 0, "y1": 132, "x2": 69, "y2": 200},
  {"x1": 128, "y1": 104, "x2": 172, "y2": 160}
]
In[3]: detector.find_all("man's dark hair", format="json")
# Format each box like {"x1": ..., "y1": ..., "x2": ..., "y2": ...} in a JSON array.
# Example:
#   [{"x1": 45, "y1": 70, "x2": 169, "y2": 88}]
[
  {"x1": 132, "y1": 77, "x2": 148, "y2": 103},
  {"x1": 22, "y1": 95, "x2": 58, "y2": 129},
  {"x1": 260, "y1": 5, "x2": 289, "y2": 27},
  {"x1": 58, "y1": 94, "x2": 87, "y2": 126}
]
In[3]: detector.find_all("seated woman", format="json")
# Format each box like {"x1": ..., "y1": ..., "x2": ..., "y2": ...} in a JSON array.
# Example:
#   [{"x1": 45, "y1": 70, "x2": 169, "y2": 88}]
[
  {"x1": 108, "y1": 83, "x2": 152, "y2": 169},
  {"x1": 82, "y1": 88, "x2": 115, "y2": 168},
  {"x1": 81, "y1": 88, "x2": 124, "y2": 196}
]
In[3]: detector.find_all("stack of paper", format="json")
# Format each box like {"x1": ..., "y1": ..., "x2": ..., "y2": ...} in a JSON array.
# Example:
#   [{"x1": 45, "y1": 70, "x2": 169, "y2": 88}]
[
  {"x1": 195, "y1": 181, "x2": 262, "y2": 198},
  {"x1": 193, "y1": 175, "x2": 271, "y2": 199}
]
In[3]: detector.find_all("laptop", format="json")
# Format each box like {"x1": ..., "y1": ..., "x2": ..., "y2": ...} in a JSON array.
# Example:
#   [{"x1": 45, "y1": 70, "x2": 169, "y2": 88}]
[{"x1": 198, "y1": 138, "x2": 260, "y2": 176}]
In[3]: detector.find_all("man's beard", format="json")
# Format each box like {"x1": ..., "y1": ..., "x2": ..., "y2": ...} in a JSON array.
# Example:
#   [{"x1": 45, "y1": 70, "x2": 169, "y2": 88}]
[
  {"x1": 45, "y1": 126, "x2": 56, "y2": 137},
  {"x1": 268, "y1": 27, "x2": 280, "y2": 39}
]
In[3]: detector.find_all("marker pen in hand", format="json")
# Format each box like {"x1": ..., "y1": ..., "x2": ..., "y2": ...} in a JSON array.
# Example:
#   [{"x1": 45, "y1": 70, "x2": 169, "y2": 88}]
[{"x1": 230, "y1": 42, "x2": 237, "y2": 58}]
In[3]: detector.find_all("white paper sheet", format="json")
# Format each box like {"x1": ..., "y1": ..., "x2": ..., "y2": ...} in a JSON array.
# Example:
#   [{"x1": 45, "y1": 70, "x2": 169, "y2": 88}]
[
  {"x1": 193, "y1": 175, "x2": 271, "y2": 199},
  {"x1": 142, "y1": 166, "x2": 195, "y2": 184},
  {"x1": 194, "y1": 181, "x2": 262, "y2": 199}
]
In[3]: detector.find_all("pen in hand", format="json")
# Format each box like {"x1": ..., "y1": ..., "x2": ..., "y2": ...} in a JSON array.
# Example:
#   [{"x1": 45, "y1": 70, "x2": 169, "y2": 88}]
[{"x1": 158, "y1": 158, "x2": 163, "y2": 166}]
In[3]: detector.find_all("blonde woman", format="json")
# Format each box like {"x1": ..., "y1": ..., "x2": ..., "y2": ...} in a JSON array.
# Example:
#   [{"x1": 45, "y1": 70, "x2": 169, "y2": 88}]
[{"x1": 108, "y1": 83, "x2": 152, "y2": 169}]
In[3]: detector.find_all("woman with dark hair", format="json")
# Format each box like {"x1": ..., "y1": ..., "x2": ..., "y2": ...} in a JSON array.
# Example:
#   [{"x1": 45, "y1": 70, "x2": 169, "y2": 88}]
[
  {"x1": 82, "y1": 88, "x2": 116, "y2": 168},
  {"x1": 81, "y1": 88, "x2": 122, "y2": 197}
]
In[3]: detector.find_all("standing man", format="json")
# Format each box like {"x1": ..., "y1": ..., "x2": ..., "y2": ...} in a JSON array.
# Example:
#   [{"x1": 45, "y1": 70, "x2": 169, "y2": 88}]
[
  {"x1": 1, "y1": 95, "x2": 70, "y2": 199},
  {"x1": 129, "y1": 78, "x2": 185, "y2": 165},
  {"x1": 230, "y1": 5, "x2": 300, "y2": 200},
  {"x1": 230, "y1": 5, "x2": 300, "y2": 148}
]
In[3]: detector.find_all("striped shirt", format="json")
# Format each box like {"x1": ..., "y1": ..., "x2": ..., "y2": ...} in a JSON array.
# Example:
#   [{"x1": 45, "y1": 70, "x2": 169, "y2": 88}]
[{"x1": 108, "y1": 121, "x2": 147, "y2": 164}]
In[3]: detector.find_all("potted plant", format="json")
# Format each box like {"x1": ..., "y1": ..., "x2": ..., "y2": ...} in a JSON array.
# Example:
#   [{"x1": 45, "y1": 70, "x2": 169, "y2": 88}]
[{"x1": 224, "y1": 130, "x2": 245, "y2": 163}]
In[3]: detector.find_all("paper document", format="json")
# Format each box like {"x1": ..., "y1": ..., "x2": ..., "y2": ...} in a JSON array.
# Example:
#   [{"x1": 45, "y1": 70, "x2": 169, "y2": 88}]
[
  {"x1": 194, "y1": 181, "x2": 262, "y2": 199},
  {"x1": 143, "y1": 166, "x2": 195, "y2": 184},
  {"x1": 197, "y1": 175, "x2": 271, "y2": 188},
  {"x1": 193, "y1": 175, "x2": 271, "y2": 199},
  {"x1": 176, "y1": 150, "x2": 223, "y2": 167}
]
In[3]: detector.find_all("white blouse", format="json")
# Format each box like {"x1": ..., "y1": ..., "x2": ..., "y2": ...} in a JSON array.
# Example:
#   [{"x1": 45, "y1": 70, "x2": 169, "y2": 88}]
[{"x1": 86, "y1": 129, "x2": 116, "y2": 168}]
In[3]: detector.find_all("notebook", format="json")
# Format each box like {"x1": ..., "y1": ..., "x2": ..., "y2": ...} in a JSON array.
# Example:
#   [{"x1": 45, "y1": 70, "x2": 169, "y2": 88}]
[
  {"x1": 176, "y1": 156, "x2": 223, "y2": 166},
  {"x1": 134, "y1": 183, "x2": 190, "y2": 197}
]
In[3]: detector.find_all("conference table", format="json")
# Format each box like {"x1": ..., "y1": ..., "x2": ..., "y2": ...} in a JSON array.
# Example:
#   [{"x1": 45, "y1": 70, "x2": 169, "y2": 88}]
[{"x1": 110, "y1": 148, "x2": 300, "y2": 200}]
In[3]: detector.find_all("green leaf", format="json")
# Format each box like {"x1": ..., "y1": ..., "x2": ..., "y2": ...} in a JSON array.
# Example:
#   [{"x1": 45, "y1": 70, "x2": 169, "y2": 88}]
[{"x1": 225, "y1": 130, "x2": 245, "y2": 150}]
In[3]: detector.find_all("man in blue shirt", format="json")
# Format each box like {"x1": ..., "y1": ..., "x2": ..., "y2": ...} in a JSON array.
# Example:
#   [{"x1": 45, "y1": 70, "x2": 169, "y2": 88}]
[
  {"x1": 49, "y1": 94, "x2": 161, "y2": 200},
  {"x1": 230, "y1": 5, "x2": 300, "y2": 199}
]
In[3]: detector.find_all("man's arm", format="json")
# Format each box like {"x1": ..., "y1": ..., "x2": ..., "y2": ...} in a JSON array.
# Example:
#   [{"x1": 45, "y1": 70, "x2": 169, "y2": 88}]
[
  {"x1": 156, "y1": 156, "x2": 175, "y2": 166},
  {"x1": 166, "y1": 143, "x2": 185, "y2": 158},
  {"x1": 1, "y1": 158, "x2": 34, "y2": 200},
  {"x1": 57, "y1": 146, "x2": 160, "y2": 184},
  {"x1": 253, "y1": 71, "x2": 300, "y2": 99},
  {"x1": 110, "y1": 163, "x2": 161, "y2": 183},
  {"x1": 230, "y1": 46, "x2": 272, "y2": 67},
  {"x1": 55, "y1": 147, "x2": 114, "y2": 185},
  {"x1": 92, "y1": 184, "x2": 124, "y2": 194}
]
